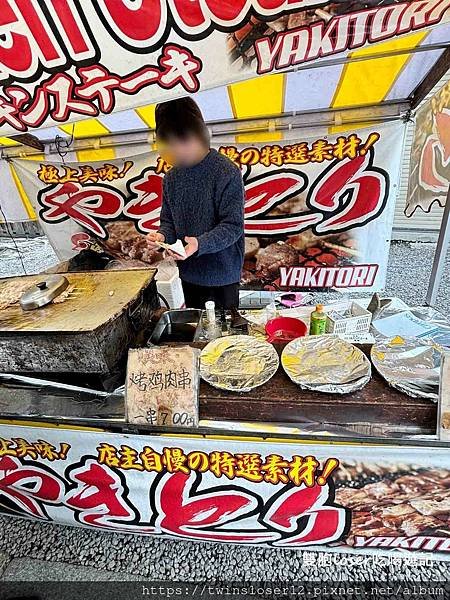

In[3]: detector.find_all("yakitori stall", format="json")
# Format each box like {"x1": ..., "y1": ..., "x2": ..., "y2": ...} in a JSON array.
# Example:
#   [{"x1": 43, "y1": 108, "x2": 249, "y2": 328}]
[{"x1": 0, "y1": 0, "x2": 449, "y2": 562}]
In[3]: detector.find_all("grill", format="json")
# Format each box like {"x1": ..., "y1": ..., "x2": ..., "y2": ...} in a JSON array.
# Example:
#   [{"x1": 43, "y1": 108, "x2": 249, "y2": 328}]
[{"x1": 0, "y1": 269, "x2": 159, "y2": 375}]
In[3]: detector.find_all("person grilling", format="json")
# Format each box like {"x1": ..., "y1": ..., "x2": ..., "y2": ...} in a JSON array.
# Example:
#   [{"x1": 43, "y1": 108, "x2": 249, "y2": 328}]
[{"x1": 147, "y1": 97, "x2": 245, "y2": 310}]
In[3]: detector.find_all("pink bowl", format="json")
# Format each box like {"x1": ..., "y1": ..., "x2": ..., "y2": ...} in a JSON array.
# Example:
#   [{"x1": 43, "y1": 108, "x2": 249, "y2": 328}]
[{"x1": 265, "y1": 316, "x2": 308, "y2": 343}]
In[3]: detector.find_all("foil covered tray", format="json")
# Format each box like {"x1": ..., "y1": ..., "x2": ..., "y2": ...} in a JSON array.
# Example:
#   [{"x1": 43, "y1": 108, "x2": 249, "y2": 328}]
[
  {"x1": 281, "y1": 335, "x2": 371, "y2": 394},
  {"x1": 200, "y1": 335, "x2": 279, "y2": 392},
  {"x1": 371, "y1": 337, "x2": 441, "y2": 400}
]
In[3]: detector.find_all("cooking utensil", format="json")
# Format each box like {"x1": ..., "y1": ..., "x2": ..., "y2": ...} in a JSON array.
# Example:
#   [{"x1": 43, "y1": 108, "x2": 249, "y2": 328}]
[
  {"x1": 0, "y1": 270, "x2": 158, "y2": 374},
  {"x1": 20, "y1": 275, "x2": 69, "y2": 311}
]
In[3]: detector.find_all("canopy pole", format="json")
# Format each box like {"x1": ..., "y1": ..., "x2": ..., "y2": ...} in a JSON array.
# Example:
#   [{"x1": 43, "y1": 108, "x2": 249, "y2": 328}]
[
  {"x1": 425, "y1": 184, "x2": 450, "y2": 306},
  {"x1": 410, "y1": 48, "x2": 450, "y2": 110}
]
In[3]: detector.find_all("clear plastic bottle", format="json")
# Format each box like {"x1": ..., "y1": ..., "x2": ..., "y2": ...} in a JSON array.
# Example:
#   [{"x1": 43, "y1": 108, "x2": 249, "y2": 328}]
[
  {"x1": 204, "y1": 300, "x2": 221, "y2": 340},
  {"x1": 309, "y1": 304, "x2": 327, "y2": 335},
  {"x1": 265, "y1": 301, "x2": 277, "y2": 322}
]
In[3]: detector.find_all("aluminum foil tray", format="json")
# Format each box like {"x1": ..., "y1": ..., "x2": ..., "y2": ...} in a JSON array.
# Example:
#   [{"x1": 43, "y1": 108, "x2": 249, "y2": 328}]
[
  {"x1": 200, "y1": 335, "x2": 279, "y2": 392},
  {"x1": 371, "y1": 336, "x2": 441, "y2": 401},
  {"x1": 281, "y1": 335, "x2": 371, "y2": 394}
]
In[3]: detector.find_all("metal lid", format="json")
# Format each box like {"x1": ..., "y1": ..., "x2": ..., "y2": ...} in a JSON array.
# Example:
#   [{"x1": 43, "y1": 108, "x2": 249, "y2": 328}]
[{"x1": 20, "y1": 275, "x2": 69, "y2": 311}]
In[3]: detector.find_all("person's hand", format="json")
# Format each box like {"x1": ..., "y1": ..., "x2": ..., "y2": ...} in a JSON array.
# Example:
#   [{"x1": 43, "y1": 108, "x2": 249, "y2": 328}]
[
  {"x1": 146, "y1": 231, "x2": 165, "y2": 249},
  {"x1": 167, "y1": 236, "x2": 198, "y2": 261}
]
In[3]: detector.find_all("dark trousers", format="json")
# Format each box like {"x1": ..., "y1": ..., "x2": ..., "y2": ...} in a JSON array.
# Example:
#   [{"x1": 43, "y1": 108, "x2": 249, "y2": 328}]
[{"x1": 182, "y1": 280, "x2": 240, "y2": 310}]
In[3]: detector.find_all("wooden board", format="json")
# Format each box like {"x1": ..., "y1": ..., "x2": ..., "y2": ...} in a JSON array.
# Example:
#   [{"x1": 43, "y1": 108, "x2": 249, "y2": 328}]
[
  {"x1": 198, "y1": 368, "x2": 437, "y2": 435},
  {"x1": 0, "y1": 270, "x2": 156, "y2": 333}
]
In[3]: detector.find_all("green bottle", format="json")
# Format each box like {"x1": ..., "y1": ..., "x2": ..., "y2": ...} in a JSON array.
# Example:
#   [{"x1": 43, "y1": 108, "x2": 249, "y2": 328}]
[{"x1": 309, "y1": 304, "x2": 327, "y2": 335}]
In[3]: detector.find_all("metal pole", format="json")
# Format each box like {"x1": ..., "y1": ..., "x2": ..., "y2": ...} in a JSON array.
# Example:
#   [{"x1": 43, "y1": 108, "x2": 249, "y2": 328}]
[{"x1": 425, "y1": 184, "x2": 450, "y2": 306}]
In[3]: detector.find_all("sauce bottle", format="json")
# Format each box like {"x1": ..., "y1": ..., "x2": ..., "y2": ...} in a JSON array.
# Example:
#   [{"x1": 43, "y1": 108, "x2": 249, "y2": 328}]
[{"x1": 309, "y1": 304, "x2": 327, "y2": 335}]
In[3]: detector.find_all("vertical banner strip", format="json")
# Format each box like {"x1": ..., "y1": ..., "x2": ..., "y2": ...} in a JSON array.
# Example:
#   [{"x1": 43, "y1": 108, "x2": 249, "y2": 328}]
[{"x1": 8, "y1": 163, "x2": 37, "y2": 220}]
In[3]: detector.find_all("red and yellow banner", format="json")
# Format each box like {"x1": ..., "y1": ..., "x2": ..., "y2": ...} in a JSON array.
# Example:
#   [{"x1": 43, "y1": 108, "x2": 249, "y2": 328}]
[
  {"x1": 407, "y1": 79, "x2": 450, "y2": 216},
  {"x1": 0, "y1": 0, "x2": 448, "y2": 135},
  {"x1": 13, "y1": 122, "x2": 404, "y2": 291},
  {"x1": 0, "y1": 423, "x2": 449, "y2": 557}
]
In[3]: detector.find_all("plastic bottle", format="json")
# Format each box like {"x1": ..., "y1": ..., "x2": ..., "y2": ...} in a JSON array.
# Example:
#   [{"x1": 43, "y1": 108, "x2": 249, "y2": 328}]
[
  {"x1": 205, "y1": 300, "x2": 216, "y2": 324},
  {"x1": 309, "y1": 304, "x2": 327, "y2": 335},
  {"x1": 265, "y1": 301, "x2": 277, "y2": 323},
  {"x1": 204, "y1": 300, "x2": 221, "y2": 340}
]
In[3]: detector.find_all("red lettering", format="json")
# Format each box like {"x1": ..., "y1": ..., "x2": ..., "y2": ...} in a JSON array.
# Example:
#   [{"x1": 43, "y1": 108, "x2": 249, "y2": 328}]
[
  {"x1": 0, "y1": 0, "x2": 34, "y2": 77},
  {"x1": 65, "y1": 459, "x2": 144, "y2": 530},
  {"x1": 309, "y1": 154, "x2": 388, "y2": 233},
  {"x1": 15, "y1": 0, "x2": 63, "y2": 63},
  {"x1": 263, "y1": 483, "x2": 348, "y2": 546},
  {"x1": 156, "y1": 472, "x2": 276, "y2": 543},
  {"x1": 47, "y1": 0, "x2": 95, "y2": 58},
  {"x1": 0, "y1": 456, "x2": 63, "y2": 519},
  {"x1": 204, "y1": 0, "x2": 247, "y2": 21},
  {"x1": 170, "y1": 0, "x2": 205, "y2": 28},
  {"x1": 97, "y1": 0, "x2": 165, "y2": 48}
]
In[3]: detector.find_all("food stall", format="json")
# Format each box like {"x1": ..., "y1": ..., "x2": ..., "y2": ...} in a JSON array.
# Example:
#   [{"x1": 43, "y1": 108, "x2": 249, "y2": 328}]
[{"x1": 0, "y1": 0, "x2": 449, "y2": 562}]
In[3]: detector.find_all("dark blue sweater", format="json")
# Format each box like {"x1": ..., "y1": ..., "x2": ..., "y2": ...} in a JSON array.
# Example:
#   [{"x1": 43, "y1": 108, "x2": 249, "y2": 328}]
[{"x1": 158, "y1": 149, "x2": 245, "y2": 286}]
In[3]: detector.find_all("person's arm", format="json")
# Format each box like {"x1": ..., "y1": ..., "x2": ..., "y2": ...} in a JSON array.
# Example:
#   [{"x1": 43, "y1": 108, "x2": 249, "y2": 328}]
[
  {"x1": 196, "y1": 169, "x2": 244, "y2": 256},
  {"x1": 157, "y1": 179, "x2": 177, "y2": 245}
]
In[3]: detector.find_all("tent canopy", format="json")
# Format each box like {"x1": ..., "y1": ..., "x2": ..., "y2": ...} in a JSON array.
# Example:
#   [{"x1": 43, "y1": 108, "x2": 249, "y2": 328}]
[{"x1": 1, "y1": 7, "x2": 449, "y2": 151}]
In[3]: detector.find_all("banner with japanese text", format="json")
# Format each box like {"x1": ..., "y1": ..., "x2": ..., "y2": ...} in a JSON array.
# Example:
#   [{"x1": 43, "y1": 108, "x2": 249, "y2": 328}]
[
  {"x1": 0, "y1": 0, "x2": 449, "y2": 135},
  {"x1": 12, "y1": 122, "x2": 404, "y2": 291},
  {"x1": 0, "y1": 423, "x2": 449, "y2": 558},
  {"x1": 406, "y1": 79, "x2": 450, "y2": 217}
]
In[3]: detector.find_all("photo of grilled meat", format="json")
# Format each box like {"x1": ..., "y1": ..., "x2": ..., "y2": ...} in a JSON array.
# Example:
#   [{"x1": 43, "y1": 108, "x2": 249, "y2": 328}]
[
  {"x1": 241, "y1": 229, "x2": 358, "y2": 289},
  {"x1": 227, "y1": 0, "x2": 410, "y2": 69},
  {"x1": 99, "y1": 221, "x2": 163, "y2": 266},
  {"x1": 335, "y1": 462, "x2": 450, "y2": 543}
]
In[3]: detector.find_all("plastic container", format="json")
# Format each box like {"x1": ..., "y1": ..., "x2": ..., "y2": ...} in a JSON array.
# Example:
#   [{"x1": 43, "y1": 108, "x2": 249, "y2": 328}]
[
  {"x1": 265, "y1": 316, "x2": 308, "y2": 343},
  {"x1": 326, "y1": 302, "x2": 372, "y2": 335}
]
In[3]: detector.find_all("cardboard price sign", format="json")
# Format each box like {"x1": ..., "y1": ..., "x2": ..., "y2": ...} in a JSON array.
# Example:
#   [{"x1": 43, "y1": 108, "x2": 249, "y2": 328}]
[{"x1": 126, "y1": 347, "x2": 200, "y2": 428}]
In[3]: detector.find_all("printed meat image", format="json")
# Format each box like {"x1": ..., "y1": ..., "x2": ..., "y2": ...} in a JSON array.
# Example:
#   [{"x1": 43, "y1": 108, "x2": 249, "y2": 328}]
[
  {"x1": 242, "y1": 230, "x2": 358, "y2": 289},
  {"x1": 256, "y1": 242, "x2": 299, "y2": 279},
  {"x1": 335, "y1": 462, "x2": 450, "y2": 543},
  {"x1": 99, "y1": 221, "x2": 163, "y2": 266},
  {"x1": 239, "y1": 182, "x2": 361, "y2": 289},
  {"x1": 227, "y1": 0, "x2": 409, "y2": 68}
]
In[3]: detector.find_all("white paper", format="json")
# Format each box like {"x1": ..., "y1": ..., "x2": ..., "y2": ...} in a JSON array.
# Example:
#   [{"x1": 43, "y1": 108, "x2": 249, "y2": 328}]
[
  {"x1": 372, "y1": 311, "x2": 440, "y2": 339},
  {"x1": 156, "y1": 239, "x2": 187, "y2": 258}
]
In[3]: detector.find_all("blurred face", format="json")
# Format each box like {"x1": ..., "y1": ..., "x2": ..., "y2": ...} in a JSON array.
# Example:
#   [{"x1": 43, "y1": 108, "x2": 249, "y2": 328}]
[{"x1": 158, "y1": 133, "x2": 208, "y2": 167}]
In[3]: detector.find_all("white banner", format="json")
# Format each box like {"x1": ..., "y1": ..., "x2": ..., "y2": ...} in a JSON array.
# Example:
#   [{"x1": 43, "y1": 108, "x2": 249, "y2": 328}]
[
  {"x1": 13, "y1": 122, "x2": 404, "y2": 291},
  {"x1": 0, "y1": 0, "x2": 448, "y2": 135},
  {"x1": 0, "y1": 423, "x2": 448, "y2": 558}
]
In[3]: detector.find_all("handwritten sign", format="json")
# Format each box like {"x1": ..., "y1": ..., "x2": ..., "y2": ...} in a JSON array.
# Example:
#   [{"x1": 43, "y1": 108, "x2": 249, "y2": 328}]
[
  {"x1": 126, "y1": 346, "x2": 200, "y2": 428},
  {"x1": 439, "y1": 352, "x2": 450, "y2": 441}
]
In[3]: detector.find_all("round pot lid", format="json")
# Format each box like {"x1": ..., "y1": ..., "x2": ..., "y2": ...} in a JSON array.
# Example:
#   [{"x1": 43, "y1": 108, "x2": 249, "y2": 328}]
[{"x1": 20, "y1": 275, "x2": 69, "y2": 311}]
